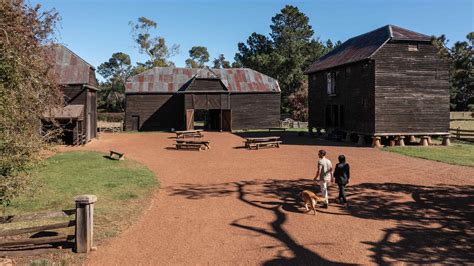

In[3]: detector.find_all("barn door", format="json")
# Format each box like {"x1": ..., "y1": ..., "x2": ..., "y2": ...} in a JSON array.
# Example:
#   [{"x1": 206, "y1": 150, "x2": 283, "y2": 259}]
[
  {"x1": 221, "y1": 110, "x2": 231, "y2": 131},
  {"x1": 186, "y1": 109, "x2": 195, "y2": 130},
  {"x1": 131, "y1": 115, "x2": 139, "y2": 131}
]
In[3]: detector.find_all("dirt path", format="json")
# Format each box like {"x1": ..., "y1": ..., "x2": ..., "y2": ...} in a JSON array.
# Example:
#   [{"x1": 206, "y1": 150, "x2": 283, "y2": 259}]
[{"x1": 68, "y1": 132, "x2": 473, "y2": 265}]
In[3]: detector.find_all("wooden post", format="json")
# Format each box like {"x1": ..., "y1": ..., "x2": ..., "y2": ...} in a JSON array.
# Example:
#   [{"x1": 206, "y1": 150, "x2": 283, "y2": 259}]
[
  {"x1": 397, "y1": 136, "x2": 405, "y2": 146},
  {"x1": 442, "y1": 135, "x2": 451, "y2": 146},
  {"x1": 408, "y1": 135, "x2": 416, "y2": 143},
  {"x1": 372, "y1": 136, "x2": 382, "y2": 148},
  {"x1": 74, "y1": 195, "x2": 97, "y2": 253},
  {"x1": 345, "y1": 132, "x2": 352, "y2": 142},
  {"x1": 357, "y1": 134, "x2": 366, "y2": 146},
  {"x1": 420, "y1": 136, "x2": 429, "y2": 146},
  {"x1": 427, "y1": 136, "x2": 433, "y2": 145},
  {"x1": 316, "y1": 128, "x2": 322, "y2": 136}
]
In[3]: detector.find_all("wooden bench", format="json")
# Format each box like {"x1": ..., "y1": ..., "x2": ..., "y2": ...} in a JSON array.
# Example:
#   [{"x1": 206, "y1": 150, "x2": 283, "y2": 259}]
[
  {"x1": 248, "y1": 141, "x2": 282, "y2": 150},
  {"x1": 109, "y1": 150, "x2": 125, "y2": 160},
  {"x1": 175, "y1": 130, "x2": 204, "y2": 139},
  {"x1": 245, "y1": 136, "x2": 282, "y2": 150},
  {"x1": 176, "y1": 140, "x2": 210, "y2": 150},
  {"x1": 175, "y1": 143, "x2": 207, "y2": 151},
  {"x1": 268, "y1": 128, "x2": 286, "y2": 132}
]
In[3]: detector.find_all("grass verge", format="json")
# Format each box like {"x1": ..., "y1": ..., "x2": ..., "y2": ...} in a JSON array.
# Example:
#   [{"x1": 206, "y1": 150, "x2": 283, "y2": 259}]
[
  {"x1": 384, "y1": 143, "x2": 474, "y2": 167},
  {"x1": 1, "y1": 151, "x2": 158, "y2": 240}
]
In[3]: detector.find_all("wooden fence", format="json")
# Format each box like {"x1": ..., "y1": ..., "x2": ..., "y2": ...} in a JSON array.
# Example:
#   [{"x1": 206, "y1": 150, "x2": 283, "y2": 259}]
[
  {"x1": 449, "y1": 127, "x2": 474, "y2": 142},
  {"x1": 0, "y1": 195, "x2": 97, "y2": 253}
]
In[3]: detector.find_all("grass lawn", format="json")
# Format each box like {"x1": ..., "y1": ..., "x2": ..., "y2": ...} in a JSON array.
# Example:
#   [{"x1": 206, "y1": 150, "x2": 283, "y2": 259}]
[
  {"x1": 384, "y1": 143, "x2": 474, "y2": 167},
  {"x1": 1, "y1": 151, "x2": 158, "y2": 240}
]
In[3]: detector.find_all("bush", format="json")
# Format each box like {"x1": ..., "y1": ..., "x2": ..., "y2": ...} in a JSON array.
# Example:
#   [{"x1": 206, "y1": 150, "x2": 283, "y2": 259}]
[{"x1": 0, "y1": 1, "x2": 62, "y2": 204}]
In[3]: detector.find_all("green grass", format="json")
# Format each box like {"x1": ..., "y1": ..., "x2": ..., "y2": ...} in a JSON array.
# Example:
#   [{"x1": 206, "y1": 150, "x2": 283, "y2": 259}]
[
  {"x1": 451, "y1": 120, "x2": 474, "y2": 131},
  {"x1": 1, "y1": 151, "x2": 158, "y2": 239},
  {"x1": 384, "y1": 144, "x2": 474, "y2": 167}
]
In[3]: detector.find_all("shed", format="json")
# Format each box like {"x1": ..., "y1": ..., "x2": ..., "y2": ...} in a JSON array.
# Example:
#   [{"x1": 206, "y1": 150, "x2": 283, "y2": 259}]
[
  {"x1": 304, "y1": 25, "x2": 449, "y2": 144},
  {"x1": 125, "y1": 67, "x2": 281, "y2": 131},
  {"x1": 48, "y1": 45, "x2": 98, "y2": 145}
]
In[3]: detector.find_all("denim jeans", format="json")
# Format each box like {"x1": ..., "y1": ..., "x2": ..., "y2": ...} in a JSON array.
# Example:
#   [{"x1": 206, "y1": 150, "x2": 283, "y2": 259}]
[{"x1": 338, "y1": 184, "x2": 347, "y2": 203}]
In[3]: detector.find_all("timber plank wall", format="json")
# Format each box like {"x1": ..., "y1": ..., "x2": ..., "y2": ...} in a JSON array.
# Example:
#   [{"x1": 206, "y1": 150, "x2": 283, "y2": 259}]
[
  {"x1": 308, "y1": 60, "x2": 375, "y2": 134},
  {"x1": 373, "y1": 41, "x2": 450, "y2": 134},
  {"x1": 230, "y1": 93, "x2": 280, "y2": 130},
  {"x1": 125, "y1": 94, "x2": 185, "y2": 131}
]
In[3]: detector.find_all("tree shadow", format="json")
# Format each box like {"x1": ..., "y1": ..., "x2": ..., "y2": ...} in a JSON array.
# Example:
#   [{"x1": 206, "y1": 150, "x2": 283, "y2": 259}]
[
  {"x1": 168, "y1": 180, "x2": 474, "y2": 264},
  {"x1": 168, "y1": 179, "x2": 351, "y2": 265},
  {"x1": 345, "y1": 183, "x2": 474, "y2": 264}
]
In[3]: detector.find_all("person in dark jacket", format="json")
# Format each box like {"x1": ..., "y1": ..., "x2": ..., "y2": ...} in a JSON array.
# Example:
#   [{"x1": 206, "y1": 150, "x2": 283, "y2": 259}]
[{"x1": 333, "y1": 155, "x2": 350, "y2": 204}]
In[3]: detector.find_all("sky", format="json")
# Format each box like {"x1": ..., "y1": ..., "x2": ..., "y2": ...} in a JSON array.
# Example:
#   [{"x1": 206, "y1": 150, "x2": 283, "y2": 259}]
[{"x1": 30, "y1": 0, "x2": 473, "y2": 79}]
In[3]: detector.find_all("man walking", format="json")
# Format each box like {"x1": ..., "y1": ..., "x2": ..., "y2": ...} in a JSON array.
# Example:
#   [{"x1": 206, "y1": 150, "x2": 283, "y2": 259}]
[{"x1": 314, "y1": 150, "x2": 333, "y2": 208}]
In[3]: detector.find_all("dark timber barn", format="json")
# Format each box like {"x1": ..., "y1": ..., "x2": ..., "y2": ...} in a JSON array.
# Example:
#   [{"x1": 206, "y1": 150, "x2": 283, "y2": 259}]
[
  {"x1": 125, "y1": 67, "x2": 280, "y2": 131},
  {"x1": 304, "y1": 25, "x2": 450, "y2": 146},
  {"x1": 45, "y1": 45, "x2": 98, "y2": 145}
]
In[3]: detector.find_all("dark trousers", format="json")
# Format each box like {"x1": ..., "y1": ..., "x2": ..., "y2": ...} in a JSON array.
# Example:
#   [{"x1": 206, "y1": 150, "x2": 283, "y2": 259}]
[{"x1": 338, "y1": 184, "x2": 347, "y2": 203}]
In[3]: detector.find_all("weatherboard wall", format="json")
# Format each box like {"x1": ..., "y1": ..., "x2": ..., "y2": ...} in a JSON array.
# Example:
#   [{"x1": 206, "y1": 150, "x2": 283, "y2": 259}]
[{"x1": 372, "y1": 41, "x2": 450, "y2": 134}]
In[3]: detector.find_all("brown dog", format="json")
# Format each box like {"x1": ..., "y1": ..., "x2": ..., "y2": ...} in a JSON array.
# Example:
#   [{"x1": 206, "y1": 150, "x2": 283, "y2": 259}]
[{"x1": 299, "y1": 190, "x2": 321, "y2": 215}]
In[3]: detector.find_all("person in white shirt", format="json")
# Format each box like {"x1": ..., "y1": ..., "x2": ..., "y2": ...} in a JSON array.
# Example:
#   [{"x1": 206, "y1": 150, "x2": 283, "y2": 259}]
[{"x1": 313, "y1": 149, "x2": 333, "y2": 208}]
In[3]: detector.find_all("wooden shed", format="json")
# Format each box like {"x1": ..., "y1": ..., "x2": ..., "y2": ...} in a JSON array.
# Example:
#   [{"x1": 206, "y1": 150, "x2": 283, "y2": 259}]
[
  {"x1": 125, "y1": 67, "x2": 280, "y2": 131},
  {"x1": 45, "y1": 45, "x2": 98, "y2": 145},
  {"x1": 304, "y1": 25, "x2": 450, "y2": 145}
]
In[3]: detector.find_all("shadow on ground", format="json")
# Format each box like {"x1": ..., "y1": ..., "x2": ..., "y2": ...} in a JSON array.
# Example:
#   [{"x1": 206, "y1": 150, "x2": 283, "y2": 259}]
[
  {"x1": 167, "y1": 179, "x2": 474, "y2": 265},
  {"x1": 233, "y1": 131, "x2": 360, "y2": 147}
]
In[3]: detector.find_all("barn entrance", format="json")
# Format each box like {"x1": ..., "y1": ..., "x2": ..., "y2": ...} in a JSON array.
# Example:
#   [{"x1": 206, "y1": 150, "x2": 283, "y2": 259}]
[{"x1": 185, "y1": 109, "x2": 231, "y2": 131}]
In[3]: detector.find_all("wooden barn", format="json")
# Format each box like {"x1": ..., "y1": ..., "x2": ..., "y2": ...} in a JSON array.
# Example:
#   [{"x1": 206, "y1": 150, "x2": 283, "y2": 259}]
[
  {"x1": 44, "y1": 45, "x2": 98, "y2": 145},
  {"x1": 304, "y1": 25, "x2": 450, "y2": 146},
  {"x1": 125, "y1": 67, "x2": 280, "y2": 131}
]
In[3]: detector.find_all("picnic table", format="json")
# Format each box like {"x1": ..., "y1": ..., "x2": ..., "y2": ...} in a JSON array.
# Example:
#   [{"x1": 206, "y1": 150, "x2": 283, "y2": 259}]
[
  {"x1": 244, "y1": 136, "x2": 282, "y2": 150},
  {"x1": 175, "y1": 139, "x2": 210, "y2": 151},
  {"x1": 175, "y1": 130, "x2": 203, "y2": 139}
]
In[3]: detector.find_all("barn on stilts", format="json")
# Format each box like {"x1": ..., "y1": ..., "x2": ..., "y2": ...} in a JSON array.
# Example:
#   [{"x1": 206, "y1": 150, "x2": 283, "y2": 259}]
[
  {"x1": 125, "y1": 67, "x2": 281, "y2": 131},
  {"x1": 304, "y1": 25, "x2": 450, "y2": 147},
  {"x1": 44, "y1": 45, "x2": 98, "y2": 145}
]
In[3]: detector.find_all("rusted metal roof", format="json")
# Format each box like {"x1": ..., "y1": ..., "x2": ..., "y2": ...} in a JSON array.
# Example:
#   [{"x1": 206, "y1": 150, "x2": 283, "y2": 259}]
[
  {"x1": 48, "y1": 44, "x2": 95, "y2": 85},
  {"x1": 43, "y1": 104, "x2": 84, "y2": 120},
  {"x1": 126, "y1": 67, "x2": 280, "y2": 93},
  {"x1": 305, "y1": 25, "x2": 432, "y2": 74}
]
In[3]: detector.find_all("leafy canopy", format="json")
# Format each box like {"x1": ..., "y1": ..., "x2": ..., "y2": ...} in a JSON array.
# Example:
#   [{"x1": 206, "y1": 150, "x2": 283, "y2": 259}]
[
  {"x1": 0, "y1": 0, "x2": 62, "y2": 204},
  {"x1": 185, "y1": 46, "x2": 210, "y2": 68},
  {"x1": 235, "y1": 5, "x2": 332, "y2": 114}
]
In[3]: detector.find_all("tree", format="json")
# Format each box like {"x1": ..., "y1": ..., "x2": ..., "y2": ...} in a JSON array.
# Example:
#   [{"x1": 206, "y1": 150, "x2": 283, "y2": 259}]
[
  {"x1": 234, "y1": 5, "x2": 329, "y2": 113},
  {"x1": 0, "y1": 1, "x2": 62, "y2": 204},
  {"x1": 212, "y1": 54, "x2": 231, "y2": 68},
  {"x1": 433, "y1": 33, "x2": 474, "y2": 111},
  {"x1": 129, "y1": 16, "x2": 179, "y2": 69},
  {"x1": 287, "y1": 81, "x2": 309, "y2": 121},
  {"x1": 185, "y1": 46, "x2": 209, "y2": 68},
  {"x1": 97, "y1": 52, "x2": 133, "y2": 112}
]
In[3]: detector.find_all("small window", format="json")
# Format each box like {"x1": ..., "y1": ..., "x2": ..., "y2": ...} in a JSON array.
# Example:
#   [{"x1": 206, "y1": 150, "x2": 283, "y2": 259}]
[
  {"x1": 408, "y1": 44, "x2": 419, "y2": 52},
  {"x1": 312, "y1": 74, "x2": 316, "y2": 81},
  {"x1": 362, "y1": 62, "x2": 370, "y2": 76},
  {"x1": 326, "y1": 72, "x2": 336, "y2": 95},
  {"x1": 345, "y1": 66, "x2": 351, "y2": 77}
]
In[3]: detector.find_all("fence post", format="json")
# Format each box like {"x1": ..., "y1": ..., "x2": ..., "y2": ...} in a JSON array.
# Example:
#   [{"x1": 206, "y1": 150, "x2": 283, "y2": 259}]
[{"x1": 74, "y1": 195, "x2": 97, "y2": 253}]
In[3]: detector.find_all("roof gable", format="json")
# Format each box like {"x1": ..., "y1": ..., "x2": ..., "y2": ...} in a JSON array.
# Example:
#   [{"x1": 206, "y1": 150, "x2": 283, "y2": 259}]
[
  {"x1": 48, "y1": 44, "x2": 95, "y2": 85},
  {"x1": 305, "y1": 25, "x2": 432, "y2": 74},
  {"x1": 126, "y1": 67, "x2": 280, "y2": 93}
]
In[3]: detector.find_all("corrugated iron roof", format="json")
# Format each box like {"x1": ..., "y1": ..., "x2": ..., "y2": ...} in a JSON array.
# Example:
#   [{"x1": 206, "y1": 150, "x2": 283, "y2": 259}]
[
  {"x1": 126, "y1": 67, "x2": 280, "y2": 93},
  {"x1": 43, "y1": 104, "x2": 84, "y2": 120},
  {"x1": 305, "y1": 25, "x2": 432, "y2": 74},
  {"x1": 48, "y1": 44, "x2": 95, "y2": 85}
]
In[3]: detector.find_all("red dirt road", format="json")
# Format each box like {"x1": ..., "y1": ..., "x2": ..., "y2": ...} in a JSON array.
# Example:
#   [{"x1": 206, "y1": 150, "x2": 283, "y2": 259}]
[{"x1": 69, "y1": 132, "x2": 473, "y2": 265}]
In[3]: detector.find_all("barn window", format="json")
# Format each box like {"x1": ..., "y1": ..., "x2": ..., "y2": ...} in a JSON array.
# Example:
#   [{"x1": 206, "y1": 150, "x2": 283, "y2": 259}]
[
  {"x1": 408, "y1": 44, "x2": 419, "y2": 51},
  {"x1": 345, "y1": 66, "x2": 351, "y2": 77},
  {"x1": 362, "y1": 62, "x2": 369, "y2": 76},
  {"x1": 326, "y1": 72, "x2": 336, "y2": 95},
  {"x1": 312, "y1": 74, "x2": 316, "y2": 81}
]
